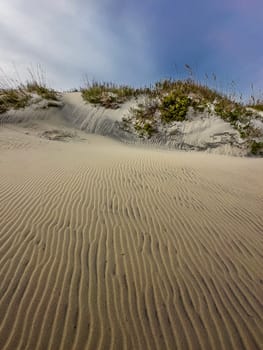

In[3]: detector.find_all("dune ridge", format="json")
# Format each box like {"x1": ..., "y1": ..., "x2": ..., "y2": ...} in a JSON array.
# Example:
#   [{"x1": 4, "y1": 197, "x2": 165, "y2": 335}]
[{"x1": 0, "y1": 130, "x2": 262, "y2": 349}]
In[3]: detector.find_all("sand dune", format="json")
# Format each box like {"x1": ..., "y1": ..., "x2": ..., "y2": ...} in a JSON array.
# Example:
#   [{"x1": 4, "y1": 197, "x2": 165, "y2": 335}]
[{"x1": 0, "y1": 124, "x2": 263, "y2": 349}]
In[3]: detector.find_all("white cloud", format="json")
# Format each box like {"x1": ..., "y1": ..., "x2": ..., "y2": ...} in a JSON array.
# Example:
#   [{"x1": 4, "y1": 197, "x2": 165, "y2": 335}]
[{"x1": 0, "y1": 0, "x2": 156, "y2": 89}]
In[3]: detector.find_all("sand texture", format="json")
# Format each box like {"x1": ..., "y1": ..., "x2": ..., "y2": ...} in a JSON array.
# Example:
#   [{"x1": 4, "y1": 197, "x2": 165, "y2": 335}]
[{"x1": 0, "y1": 124, "x2": 263, "y2": 349}]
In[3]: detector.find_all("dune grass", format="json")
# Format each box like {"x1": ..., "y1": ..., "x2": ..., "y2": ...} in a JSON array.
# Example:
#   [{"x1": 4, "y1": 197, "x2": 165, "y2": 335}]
[
  {"x1": 81, "y1": 80, "x2": 151, "y2": 109},
  {"x1": 1, "y1": 65, "x2": 262, "y2": 155},
  {"x1": 248, "y1": 103, "x2": 263, "y2": 112},
  {"x1": 25, "y1": 82, "x2": 58, "y2": 100},
  {"x1": 0, "y1": 88, "x2": 30, "y2": 114},
  {"x1": 0, "y1": 65, "x2": 58, "y2": 114},
  {"x1": 81, "y1": 76, "x2": 256, "y2": 123}
]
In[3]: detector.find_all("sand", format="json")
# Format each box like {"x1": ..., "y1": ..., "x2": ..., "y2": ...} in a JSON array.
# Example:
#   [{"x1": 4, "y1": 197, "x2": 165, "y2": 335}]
[{"x1": 0, "y1": 123, "x2": 263, "y2": 350}]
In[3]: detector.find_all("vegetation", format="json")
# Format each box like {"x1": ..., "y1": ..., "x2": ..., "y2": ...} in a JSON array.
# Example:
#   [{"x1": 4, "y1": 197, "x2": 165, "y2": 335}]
[
  {"x1": 160, "y1": 92, "x2": 190, "y2": 122},
  {"x1": 133, "y1": 120, "x2": 156, "y2": 138},
  {"x1": 248, "y1": 103, "x2": 263, "y2": 112},
  {"x1": 80, "y1": 74, "x2": 263, "y2": 140},
  {"x1": 0, "y1": 83, "x2": 57, "y2": 115},
  {"x1": 81, "y1": 80, "x2": 151, "y2": 109},
  {"x1": 1, "y1": 65, "x2": 262, "y2": 156},
  {"x1": 24, "y1": 65, "x2": 58, "y2": 100},
  {"x1": 0, "y1": 65, "x2": 58, "y2": 114},
  {"x1": 250, "y1": 141, "x2": 263, "y2": 156},
  {"x1": 120, "y1": 77, "x2": 262, "y2": 143},
  {"x1": 25, "y1": 82, "x2": 58, "y2": 100},
  {"x1": 0, "y1": 88, "x2": 30, "y2": 114},
  {"x1": 127, "y1": 99, "x2": 158, "y2": 138}
]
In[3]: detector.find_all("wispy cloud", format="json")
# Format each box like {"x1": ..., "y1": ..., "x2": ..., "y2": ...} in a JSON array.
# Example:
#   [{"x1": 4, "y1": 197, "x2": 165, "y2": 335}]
[
  {"x1": 0, "y1": 0, "x2": 262, "y2": 95},
  {"x1": 0, "y1": 0, "x2": 156, "y2": 88}
]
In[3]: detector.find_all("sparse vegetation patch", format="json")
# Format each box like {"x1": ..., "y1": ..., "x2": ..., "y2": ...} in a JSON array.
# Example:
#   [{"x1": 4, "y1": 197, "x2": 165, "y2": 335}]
[
  {"x1": 248, "y1": 104, "x2": 263, "y2": 112},
  {"x1": 0, "y1": 65, "x2": 58, "y2": 115},
  {"x1": 81, "y1": 81, "x2": 151, "y2": 109},
  {"x1": 0, "y1": 89, "x2": 31, "y2": 114},
  {"x1": 26, "y1": 82, "x2": 58, "y2": 101}
]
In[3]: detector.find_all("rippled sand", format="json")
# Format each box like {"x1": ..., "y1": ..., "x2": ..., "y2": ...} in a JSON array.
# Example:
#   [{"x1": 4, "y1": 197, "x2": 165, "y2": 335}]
[{"x1": 0, "y1": 127, "x2": 262, "y2": 350}]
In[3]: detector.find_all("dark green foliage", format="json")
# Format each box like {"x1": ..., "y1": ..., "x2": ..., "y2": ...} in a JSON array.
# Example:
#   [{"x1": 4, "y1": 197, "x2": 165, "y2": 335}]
[
  {"x1": 160, "y1": 92, "x2": 190, "y2": 122},
  {"x1": 250, "y1": 141, "x2": 263, "y2": 156},
  {"x1": 143, "y1": 122, "x2": 156, "y2": 137},
  {"x1": 214, "y1": 100, "x2": 248, "y2": 123}
]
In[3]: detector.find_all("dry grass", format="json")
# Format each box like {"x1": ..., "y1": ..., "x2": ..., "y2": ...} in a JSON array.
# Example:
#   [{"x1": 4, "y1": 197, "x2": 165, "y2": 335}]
[
  {"x1": 0, "y1": 65, "x2": 58, "y2": 114},
  {"x1": 81, "y1": 80, "x2": 151, "y2": 109},
  {"x1": 0, "y1": 88, "x2": 30, "y2": 114}
]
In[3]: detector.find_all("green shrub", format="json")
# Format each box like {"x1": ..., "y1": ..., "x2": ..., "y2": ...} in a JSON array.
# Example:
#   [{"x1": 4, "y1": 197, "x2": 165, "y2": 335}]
[
  {"x1": 160, "y1": 92, "x2": 190, "y2": 122},
  {"x1": 143, "y1": 122, "x2": 156, "y2": 137},
  {"x1": 214, "y1": 99, "x2": 248, "y2": 124},
  {"x1": 250, "y1": 141, "x2": 263, "y2": 156}
]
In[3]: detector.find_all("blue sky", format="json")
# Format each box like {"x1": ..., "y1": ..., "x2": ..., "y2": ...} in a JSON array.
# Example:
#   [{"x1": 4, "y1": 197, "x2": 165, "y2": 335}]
[{"x1": 0, "y1": 0, "x2": 262, "y2": 97}]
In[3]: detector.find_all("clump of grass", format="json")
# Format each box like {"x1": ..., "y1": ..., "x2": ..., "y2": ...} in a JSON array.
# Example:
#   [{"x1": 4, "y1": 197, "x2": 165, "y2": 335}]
[
  {"x1": 0, "y1": 88, "x2": 30, "y2": 114},
  {"x1": 0, "y1": 65, "x2": 58, "y2": 114},
  {"x1": 26, "y1": 82, "x2": 58, "y2": 100},
  {"x1": 81, "y1": 80, "x2": 151, "y2": 109},
  {"x1": 247, "y1": 103, "x2": 263, "y2": 112},
  {"x1": 81, "y1": 81, "x2": 135, "y2": 108},
  {"x1": 24, "y1": 65, "x2": 58, "y2": 100},
  {"x1": 154, "y1": 78, "x2": 220, "y2": 101}
]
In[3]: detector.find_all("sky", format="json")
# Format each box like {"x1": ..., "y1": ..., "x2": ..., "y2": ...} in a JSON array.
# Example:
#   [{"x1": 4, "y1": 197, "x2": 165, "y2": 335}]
[{"x1": 0, "y1": 0, "x2": 262, "y2": 97}]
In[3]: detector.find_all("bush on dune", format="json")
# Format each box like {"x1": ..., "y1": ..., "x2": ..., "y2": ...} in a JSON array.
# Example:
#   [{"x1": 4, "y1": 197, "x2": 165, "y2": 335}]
[
  {"x1": 250, "y1": 141, "x2": 263, "y2": 156},
  {"x1": 160, "y1": 92, "x2": 190, "y2": 122}
]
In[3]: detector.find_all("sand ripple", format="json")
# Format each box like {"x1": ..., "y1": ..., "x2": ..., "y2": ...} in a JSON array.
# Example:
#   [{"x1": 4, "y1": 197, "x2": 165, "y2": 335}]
[{"x1": 0, "y1": 138, "x2": 262, "y2": 349}]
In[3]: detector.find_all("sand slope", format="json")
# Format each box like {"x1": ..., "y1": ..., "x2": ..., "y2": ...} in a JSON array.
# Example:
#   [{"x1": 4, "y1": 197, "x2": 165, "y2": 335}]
[{"x1": 0, "y1": 127, "x2": 263, "y2": 350}]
